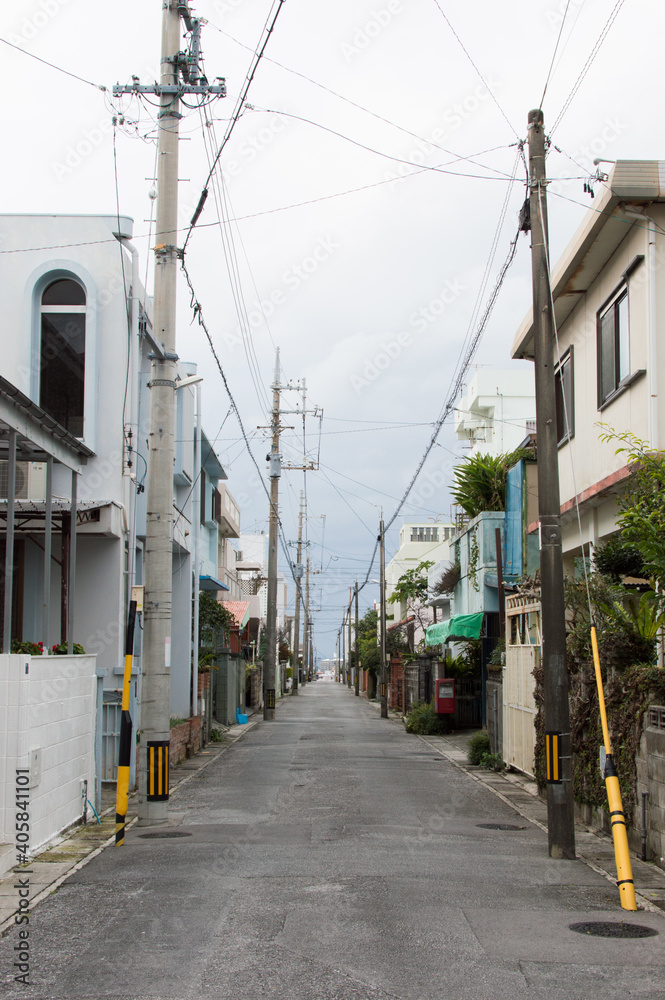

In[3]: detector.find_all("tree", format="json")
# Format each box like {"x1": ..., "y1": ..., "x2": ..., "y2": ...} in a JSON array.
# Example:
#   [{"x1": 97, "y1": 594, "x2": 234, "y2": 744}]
[
  {"x1": 388, "y1": 560, "x2": 433, "y2": 607},
  {"x1": 599, "y1": 427, "x2": 665, "y2": 589},
  {"x1": 355, "y1": 606, "x2": 407, "y2": 676},
  {"x1": 388, "y1": 560, "x2": 434, "y2": 650},
  {"x1": 198, "y1": 592, "x2": 235, "y2": 669}
]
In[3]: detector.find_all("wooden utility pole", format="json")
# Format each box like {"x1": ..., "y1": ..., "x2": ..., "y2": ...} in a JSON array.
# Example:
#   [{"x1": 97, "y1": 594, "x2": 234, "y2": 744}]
[
  {"x1": 347, "y1": 588, "x2": 352, "y2": 689},
  {"x1": 264, "y1": 350, "x2": 281, "y2": 720},
  {"x1": 291, "y1": 493, "x2": 304, "y2": 693},
  {"x1": 379, "y1": 517, "x2": 388, "y2": 718},
  {"x1": 527, "y1": 108, "x2": 575, "y2": 859}
]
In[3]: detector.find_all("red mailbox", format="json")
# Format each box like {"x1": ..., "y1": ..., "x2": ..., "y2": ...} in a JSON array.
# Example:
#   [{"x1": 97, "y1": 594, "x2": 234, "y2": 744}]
[{"x1": 435, "y1": 678, "x2": 455, "y2": 715}]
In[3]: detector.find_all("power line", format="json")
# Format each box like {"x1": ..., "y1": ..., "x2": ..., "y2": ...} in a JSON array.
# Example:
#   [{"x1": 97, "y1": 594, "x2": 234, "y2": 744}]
[
  {"x1": 353, "y1": 209, "x2": 524, "y2": 596},
  {"x1": 539, "y1": 0, "x2": 573, "y2": 109},
  {"x1": 247, "y1": 106, "x2": 517, "y2": 181},
  {"x1": 430, "y1": 1, "x2": 520, "y2": 140},
  {"x1": 0, "y1": 35, "x2": 107, "y2": 90},
  {"x1": 550, "y1": 0, "x2": 626, "y2": 135},
  {"x1": 182, "y1": 0, "x2": 287, "y2": 252},
  {"x1": 198, "y1": 105, "x2": 271, "y2": 417},
  {"x1": 180, "y1": 259, "x2": 302, "y2": 600},
  {"x1": 207, "y1": 18, "x2": 518, "y2": 177}
]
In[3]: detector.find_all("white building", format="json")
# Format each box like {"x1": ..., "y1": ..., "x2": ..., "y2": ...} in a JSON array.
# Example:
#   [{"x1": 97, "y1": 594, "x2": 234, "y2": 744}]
[
  {"x1": 385, "y1": 521, "x2": 456, "y2": 645},
  {"x1": 511, "y1": 160, "x2": 665, "y2": 570},
  {"x1": 0, "y1": 213, "x2": 231, "y2": 731},
  {"x1": 455, "y1": 369, "x2": 536, "y2": 457}
]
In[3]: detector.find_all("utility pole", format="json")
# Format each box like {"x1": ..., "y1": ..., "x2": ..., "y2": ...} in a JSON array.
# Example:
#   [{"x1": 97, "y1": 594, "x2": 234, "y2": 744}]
[
  {"x1": 114, "y1": 2, "x2": 224, "y2": 825},
  {"x1": 354, "y1": 582, "x2": 360, "y2": 696},
  {"x1": 527, "y1": 108, "x2": 576, "y2": 859},
  {"x1": 264, "y1": 350, "x2": 281, "y2": 720},
  {"x1": 304, "y1": 550, "x2": 311, "y2": 680},
  {"x1": 291, "y1": 493, "x2": 304, "y2": 694},
  {"x1": 379, "y1": 517, "x2": 388, "y2": 718},
  {"x1": 347, "y1": 589, "x2": 352, "y2": 689},
  {"x1": 341, "y1": 617, "x2": 345, "y2": 685}
]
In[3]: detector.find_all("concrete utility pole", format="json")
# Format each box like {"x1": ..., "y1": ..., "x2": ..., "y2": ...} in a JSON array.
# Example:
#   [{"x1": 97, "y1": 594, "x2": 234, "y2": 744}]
[
  {"x1": 113, "y1": 2, "x2": 224, "y2": 825},
  {"x1": 527, "y1": 108, "x2": 576, "y2": 859},
  {"x1": 341, "y1": 617, "x2": 345, "y2": 684},
  {"x1": 305, "y1": 550, "x2": 311, "y2": 680},
  {"x1": 291, "y1": 493, "x2": 304, "y2": 694},
  {"x1": 301, "y1": 550, "x2": 309, "y2": 687},
  {"x1": 379, "y1": 517, "x2": 388, "y2": 718},
  {"x1": 354, "y1": 582, "x2": 360, "y2": 697},
  {"x1": 347, "y1": 589, "x2": 352, "y2": 689},
  {"x1": 264, "y1": 350, "x2": 281, "y2": 720}
]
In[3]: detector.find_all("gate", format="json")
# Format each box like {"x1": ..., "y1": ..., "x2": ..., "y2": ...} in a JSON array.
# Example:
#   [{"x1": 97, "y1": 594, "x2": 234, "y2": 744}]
[
  {"x1": 503, "y1": 595, "x2": 540, "y2": 777},
  {"x1": 101, "y1": 690, "x2": 122, "y2": 782}
]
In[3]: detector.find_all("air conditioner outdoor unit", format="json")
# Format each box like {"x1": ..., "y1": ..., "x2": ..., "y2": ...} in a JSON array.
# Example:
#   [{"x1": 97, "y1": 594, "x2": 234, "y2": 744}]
[{"x1": 0, "y1": 461, "x2": 47, "y2": 500}]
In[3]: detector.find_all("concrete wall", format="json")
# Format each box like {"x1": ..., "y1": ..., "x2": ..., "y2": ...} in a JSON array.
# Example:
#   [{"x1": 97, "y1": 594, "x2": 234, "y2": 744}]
[
  {"x1": 171, "y1": 549, "x2": 193, "y2": 718},
  {"x1": 0, "y1": 653, "x2": 96, "y2": 866},
  {"x1": 213, "y1": 655, "x2": 246, "y2": 726},
  {"x1": 451, "y1": 511, "x2": 504, "y2": 616},
  {"x1": 636, "y1": 709, "x2": 665, "y2": 867}
]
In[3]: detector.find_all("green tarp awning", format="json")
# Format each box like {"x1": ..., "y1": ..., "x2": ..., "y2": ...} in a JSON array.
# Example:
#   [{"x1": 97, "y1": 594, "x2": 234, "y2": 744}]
[{"x1": 426, "y1": 612, "x2": 484, "y2": 645}]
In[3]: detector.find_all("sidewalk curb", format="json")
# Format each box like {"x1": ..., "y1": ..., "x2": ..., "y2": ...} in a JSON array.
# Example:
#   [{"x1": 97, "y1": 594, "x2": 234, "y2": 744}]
[
  {"x1": 417, "y1": 733, "x2": 665, "y2": 918},
  {"x1": 0, "y1": 714, "x2": 265, "y2": 937}
]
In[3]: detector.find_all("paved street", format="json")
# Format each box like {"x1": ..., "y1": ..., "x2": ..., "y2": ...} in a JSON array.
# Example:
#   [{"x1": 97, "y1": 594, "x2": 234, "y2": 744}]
[{"x1": 1, "y1": 681, "x2": 664, "y2": 1000}]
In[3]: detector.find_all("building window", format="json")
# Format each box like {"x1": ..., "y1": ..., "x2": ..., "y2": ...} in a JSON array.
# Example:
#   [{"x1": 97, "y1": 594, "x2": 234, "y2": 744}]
[
  {"x1": 39, "y1": 278, "x2": 86, "y2": 436},
  {"x1": 598, "y1": 289, "x2": 629, "y2": 406},
  {"x1": 555, "y1": 348, "x2": 574, "y2": 445},
  {"x1": 410, "y1": 527, "x2": 439, "y2": 543}
]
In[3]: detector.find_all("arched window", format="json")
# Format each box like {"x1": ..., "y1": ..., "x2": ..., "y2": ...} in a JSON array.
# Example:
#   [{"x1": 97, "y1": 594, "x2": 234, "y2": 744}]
[{"x1": 39, "y1": 278, "x2": 86, "y2": 436}]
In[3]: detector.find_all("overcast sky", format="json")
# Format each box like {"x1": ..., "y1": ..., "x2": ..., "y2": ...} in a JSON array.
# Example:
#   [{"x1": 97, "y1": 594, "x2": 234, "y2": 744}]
[{"x1": 1, "y1": 0, "x2": 661, "y2": 659}]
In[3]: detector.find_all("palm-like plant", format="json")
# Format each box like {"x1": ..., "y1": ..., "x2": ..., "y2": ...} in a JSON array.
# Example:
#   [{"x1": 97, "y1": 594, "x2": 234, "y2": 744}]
[
  {"x1": 451, "y1": 449, "x2": 528, "y2": 518},
  {"x1": 608, "y1": 591, "x2": 665, "y2": 642}
]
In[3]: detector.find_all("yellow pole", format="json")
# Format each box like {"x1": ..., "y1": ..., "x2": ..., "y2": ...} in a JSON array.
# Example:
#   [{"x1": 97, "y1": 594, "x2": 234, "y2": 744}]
[
  {"x1": 590, "y1": 626, "x2": 637, "y2": 910},
  {"x1": 115, "y1": 601, "x2": 137, "y2": 845}
]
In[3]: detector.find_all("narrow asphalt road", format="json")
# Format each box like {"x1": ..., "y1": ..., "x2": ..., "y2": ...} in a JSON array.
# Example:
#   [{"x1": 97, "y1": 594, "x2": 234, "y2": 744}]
[{"x1": 1, "y1": 681, "x2": 663, "y2": 1000}]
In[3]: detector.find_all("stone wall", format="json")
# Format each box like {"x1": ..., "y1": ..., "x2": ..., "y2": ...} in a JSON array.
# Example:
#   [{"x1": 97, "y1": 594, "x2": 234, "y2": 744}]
[
  {"x1": 169, "y1": 717, "x2": 202, "y2": 767},
  {"x1": 636, "y1": 706, "x2": 665, "y2": 867},
  {"x1": 486, "y1": 669, "x2": 503, "y2": 756}
]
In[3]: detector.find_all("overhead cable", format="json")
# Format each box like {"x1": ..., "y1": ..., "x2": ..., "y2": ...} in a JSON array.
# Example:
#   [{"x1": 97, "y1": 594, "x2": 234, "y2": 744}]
[
  {"x1": 430, "y1": 2, "x2": 520, "y2": 140},
  {"x1": 550, "y1": 0, "x2": 626, "y2": 135},
  {"x1": 182, "y1": 0, "x2": 287, "y2": 252},
  {"x1": 0, "y1": 35, "x2": 107, "y2": 90}
]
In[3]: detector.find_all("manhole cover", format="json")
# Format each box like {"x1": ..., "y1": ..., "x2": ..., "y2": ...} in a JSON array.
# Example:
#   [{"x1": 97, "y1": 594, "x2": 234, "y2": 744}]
[
  {"x1": 569, "y1": 922, "x2": 658, "y2": 939},
  {"x1": 476, "y1": 823, "x2": 526, "y2": 831},
  {"x1": 137, "y1": 831, "x2": 192, "y2": 840}
]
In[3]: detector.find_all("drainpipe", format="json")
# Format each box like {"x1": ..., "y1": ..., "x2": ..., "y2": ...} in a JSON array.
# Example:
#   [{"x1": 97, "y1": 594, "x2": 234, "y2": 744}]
[
  {"x1": 619, "y1": 208, "x2": 658, "y2": 447},
  {"x1": 620, "y1": 207, "x2": 661, "y2": 664},
  {"x1": 119, "y1": 238, "x2": 140, "y2": 613},
  {"x1": 645, "y1": 213, "x2": 658, "y2": 451},
  {"x1": 192, "y1": 382, "x2": 202, "y2": 719}
]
